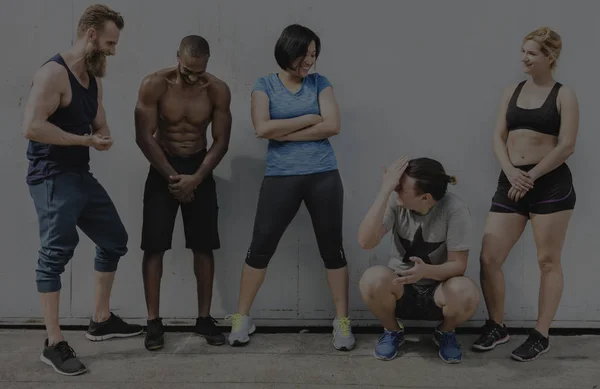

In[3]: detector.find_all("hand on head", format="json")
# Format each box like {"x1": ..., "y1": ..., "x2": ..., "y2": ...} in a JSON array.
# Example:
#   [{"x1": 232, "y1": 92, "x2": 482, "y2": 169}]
[{"x1": 381, "y1": 156, "x2": 410, "y2": 193}]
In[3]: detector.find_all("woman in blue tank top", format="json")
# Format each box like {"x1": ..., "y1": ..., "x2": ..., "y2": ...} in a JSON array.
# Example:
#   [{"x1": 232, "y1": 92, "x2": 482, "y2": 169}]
[{"x1": 227, "y1": 24, "x2": 355, "y2": 350}]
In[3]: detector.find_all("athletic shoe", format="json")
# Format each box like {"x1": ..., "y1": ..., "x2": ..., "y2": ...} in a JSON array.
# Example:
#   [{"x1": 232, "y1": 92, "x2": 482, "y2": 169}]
[
  {"x1": 472, "y1": 319, "x2": 510, "y2": 351},
  {"x1": 85, "y1": 312, "x2": 144, "y2": 341},
  {"x1": 374, "y1": 328, "x2": 405, "y2": 360},
  {"x1": 510, "y1": 329, "x2": 550, "y2": 362},
  {"x1": 226, "y1": 313, "x2": 256, "y2": 346},
  {"x1": 144, "y1": 317, "x2": 165, "y2": 351},
  {"x1": 433, "y1": 327, "x2": 462, "y2": 363},
  {"x1": 332, "y1": 317, "x2": 355, "y2": 351},
  {"x1": 40, "y1": 339, "x2": 86, "y2": 376},
  {"x1": 194, "y1": 316, "x2": 225, "y2": 345}
]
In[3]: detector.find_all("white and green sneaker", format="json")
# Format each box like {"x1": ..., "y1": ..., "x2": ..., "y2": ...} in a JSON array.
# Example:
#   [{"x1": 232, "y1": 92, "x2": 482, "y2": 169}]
[
  {"x1": 332, "y1": 317, "x2": 355, "y2": 351},
  {"x1": 226, "y1": 313, "x2": 256, "y2": 346}
]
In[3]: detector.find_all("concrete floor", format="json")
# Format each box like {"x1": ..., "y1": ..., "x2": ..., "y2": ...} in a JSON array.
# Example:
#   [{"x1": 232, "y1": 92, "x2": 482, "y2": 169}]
[{"x1": 1, "y1": 329, "x2": 598, "y2": 388}]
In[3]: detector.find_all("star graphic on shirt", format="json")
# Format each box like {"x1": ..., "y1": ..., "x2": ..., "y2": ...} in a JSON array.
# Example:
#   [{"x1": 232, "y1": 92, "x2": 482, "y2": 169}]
[{"x1": 398, "y1": 225, "x2": 444, "y2": 264}]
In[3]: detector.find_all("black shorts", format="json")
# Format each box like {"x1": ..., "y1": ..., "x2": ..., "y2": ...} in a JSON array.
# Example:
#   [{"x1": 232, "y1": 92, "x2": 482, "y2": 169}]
[
  {"x1": 490, "y1": 163, "x2": 576, "y2": 218},
  {"x1": 395, "y1": 282, "x2": 443, "y2": 321},
  {"x1": 141, "y1": 151, "x2": 220, "y2": 253}
]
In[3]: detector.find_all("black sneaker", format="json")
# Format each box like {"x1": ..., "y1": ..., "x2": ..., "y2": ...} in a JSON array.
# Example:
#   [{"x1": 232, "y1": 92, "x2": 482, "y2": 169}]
[
  {"x1": 40, "y1": 339, "x2": 87, "y2": 376},
  {"x1": 472, "y1": 319, "x2": 510, "y2": 351},
  {"x1": 85, "y1": 312, "x2": 144, "y2": 341},
  {"x1": 511, "y1": 329, "x2": 550, "y2": 362},
  {"x1": 145, "y1": 318, "x2": 165, "y2": 351},
  {"x1": 194, "y1": 316, "x2": 225, "y2": 345}
]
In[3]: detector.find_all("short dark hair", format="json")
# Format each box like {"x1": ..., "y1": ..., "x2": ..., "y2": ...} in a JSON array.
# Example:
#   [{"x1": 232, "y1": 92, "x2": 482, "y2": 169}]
[
  {"x1": 274, "y1": 24, "x2": 321, "y2": 70},
  {"x1": 179, "y1": 35, "x2": 210, "y2": 58},
  {"x1": 405, "y1": 157, "x2": 457, "y2": 201}
]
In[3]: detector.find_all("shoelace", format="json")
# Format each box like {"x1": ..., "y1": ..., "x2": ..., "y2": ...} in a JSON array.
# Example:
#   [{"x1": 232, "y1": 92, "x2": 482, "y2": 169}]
[
  {"x1": 440, "y1": 332, "x2": 459, "y2": 349},
  {"x1": 521, "y1": 335, "x2": 544, "y2": 352},
  {"x1": 224, "y1": 313, "x2": 242, "y2": 330},
  {"x1": 336, "y1": 317, "x2": 352, "y2": 336},
  {"x1": 378, "y1": 330, "x2": 401, "y2": 346},
  {"x1": 56, "y1": 342, "x2": 77, "y2": 362}
]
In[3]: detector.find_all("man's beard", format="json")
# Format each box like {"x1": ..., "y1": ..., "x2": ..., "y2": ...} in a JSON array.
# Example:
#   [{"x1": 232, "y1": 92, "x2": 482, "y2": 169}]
[{"x1": 86, "y1": 49, "x2": 107, "y2": 77}]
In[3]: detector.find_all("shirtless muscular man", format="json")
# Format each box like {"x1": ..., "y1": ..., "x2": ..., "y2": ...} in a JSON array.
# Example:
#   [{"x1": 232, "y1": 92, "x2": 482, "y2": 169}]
[{"x1": 134, "y1": 35, "x2": 232, "y2": 350}]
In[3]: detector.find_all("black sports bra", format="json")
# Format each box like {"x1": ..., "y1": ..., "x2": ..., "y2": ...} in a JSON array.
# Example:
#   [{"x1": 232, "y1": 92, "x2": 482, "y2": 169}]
[{"x1": 505, "y1": 80, "x2": 562, "y2": 136}]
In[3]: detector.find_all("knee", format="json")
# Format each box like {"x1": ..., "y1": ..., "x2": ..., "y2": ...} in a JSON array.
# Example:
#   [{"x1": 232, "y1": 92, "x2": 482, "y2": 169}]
[
  {"x1": 444, "y1": 277, "x2": 480, "y2": 312},
  {"x1": 321, "y1": 247, "x2": 347, "y2": 270},
  {"x1": 479, "y1": 250, "x2": 502, "y2": 272},
  {"x1": 359, "y1": 266, "x2": 395, "y2": 301},
  {"x1": 538, "y1": 252, "x2": 561, "y2": 273},
  {"x1": 36, "y1": 247, "x2": 75, "y2": 293},
  {"x1": 244, "y1": 247, "x2": 273, "y2": 270}
]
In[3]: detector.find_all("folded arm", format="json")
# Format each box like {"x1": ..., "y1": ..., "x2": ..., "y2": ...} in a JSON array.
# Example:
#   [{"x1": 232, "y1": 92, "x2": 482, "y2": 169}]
[
  {"x1": 274, "y1": 86, "x2": 341, "y2": 142},
  {"x1": 192, "y1": 81, "x2": 232, "y2": 184},
  {"x1": 528, "y1": 86, "x2": 579, "y2": 181},
  {"x1": 22, "y1": 63, "x2": 92, "y2": 146},
  {"x1": 134, "y1": 75, "x2": 177, "y2": 180},
  {"x1": 251, "y1": 90, "x2": 322, "y2": 139}
]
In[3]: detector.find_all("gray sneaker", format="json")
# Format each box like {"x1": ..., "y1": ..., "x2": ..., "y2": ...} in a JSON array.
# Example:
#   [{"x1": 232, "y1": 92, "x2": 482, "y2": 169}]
[
  {"x1": 226, "y1": 313, "x2": 256, "y2": 346},
  {"x1": 332, "y1": 317, "x2": 355, "y2": 351}
]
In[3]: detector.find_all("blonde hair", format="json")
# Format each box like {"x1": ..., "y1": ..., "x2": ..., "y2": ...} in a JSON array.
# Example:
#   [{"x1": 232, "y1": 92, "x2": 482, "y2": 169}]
[
  {"x1": 523, "y1": 26, "x2": 562, "y2": 69},
  {"x1": 77, "y1": 4, "x2": 124, "y2": 37},
  {"x1": 447, "y1": 175, "x2": 457, "y2": 185}
]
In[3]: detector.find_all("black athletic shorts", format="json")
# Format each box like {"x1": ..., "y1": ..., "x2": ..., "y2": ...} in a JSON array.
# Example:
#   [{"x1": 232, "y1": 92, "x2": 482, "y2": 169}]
[
  {"x1": 395, "y1": 281, "x2": 444, "y2": 321},
  {"x1": 141, "y1": 150, "x2": 219, "y2": 253},
  {"x1": 490, "y1": 162, "x2": 576, "y2": 218}
]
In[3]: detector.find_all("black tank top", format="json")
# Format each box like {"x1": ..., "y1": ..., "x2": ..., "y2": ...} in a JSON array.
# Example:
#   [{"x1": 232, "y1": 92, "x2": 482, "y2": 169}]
[
  {"x1": 505, "y1": 80, "x2": 562, "y2": 137},
  {"x1": 26, "y1": 54, "x2": 98, "y2": 184}
]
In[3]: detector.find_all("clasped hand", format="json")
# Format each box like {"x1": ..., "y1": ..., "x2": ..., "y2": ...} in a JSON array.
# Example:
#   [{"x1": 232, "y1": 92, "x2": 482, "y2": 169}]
[
  {"x1": 392, "y1": 257, "x2": 428, "y2": 285},
  {"x1": 168, "y1": 174, "x2": 199, "y2": 203},
  {"x1": 505, "y1": 167, "x2": 536, "y2": 202}
]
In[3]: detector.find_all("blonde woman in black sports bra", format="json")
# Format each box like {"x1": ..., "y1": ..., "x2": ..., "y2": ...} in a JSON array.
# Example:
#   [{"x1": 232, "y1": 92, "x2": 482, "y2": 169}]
[{"x1": 472, "y1": 26, "x2": 579, "y2": 362}]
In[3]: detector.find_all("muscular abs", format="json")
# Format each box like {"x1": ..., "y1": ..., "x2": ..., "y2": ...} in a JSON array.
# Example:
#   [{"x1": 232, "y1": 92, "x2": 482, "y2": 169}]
[{"x1": 156, "y1": 82, "x2": 214, "y2": 157}]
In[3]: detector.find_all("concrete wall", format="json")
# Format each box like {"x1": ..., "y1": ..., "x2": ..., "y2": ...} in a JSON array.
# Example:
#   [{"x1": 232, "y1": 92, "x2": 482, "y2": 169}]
[{"x1": 2, "y1": 0, "x2": 598, "y2": 328}]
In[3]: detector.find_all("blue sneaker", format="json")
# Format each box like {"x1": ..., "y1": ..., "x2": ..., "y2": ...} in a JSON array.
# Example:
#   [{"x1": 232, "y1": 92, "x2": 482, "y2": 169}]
[
  {"x1": 374, "y1": 329, "x2": 405, "y2": 360},
  {"x1": 433, "y1": 328, "x2": 462, "y2": 363}
]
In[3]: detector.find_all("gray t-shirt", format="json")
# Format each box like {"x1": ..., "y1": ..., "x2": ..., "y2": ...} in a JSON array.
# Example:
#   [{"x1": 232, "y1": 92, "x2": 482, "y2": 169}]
[{"x1": 382, "y1": 191, "x2": 472, "y2": 286}]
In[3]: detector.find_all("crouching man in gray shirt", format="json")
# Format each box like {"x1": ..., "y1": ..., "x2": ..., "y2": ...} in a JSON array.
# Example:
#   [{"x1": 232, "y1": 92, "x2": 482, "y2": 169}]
[{"x1": 358, "y1": 156, "x2": 479, "y2": 364}]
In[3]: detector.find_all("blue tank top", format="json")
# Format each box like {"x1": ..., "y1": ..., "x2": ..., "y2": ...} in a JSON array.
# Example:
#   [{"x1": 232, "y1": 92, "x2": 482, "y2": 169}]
[
  {"x1": 26, "y1": 54, "x2": 98, "y2": 184},
  {"x1": 251, "y1": 72, "x2": 338, "y2": 176}
]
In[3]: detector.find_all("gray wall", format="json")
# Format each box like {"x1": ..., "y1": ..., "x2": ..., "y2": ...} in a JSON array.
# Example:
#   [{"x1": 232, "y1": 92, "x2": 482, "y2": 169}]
[{"x1": 2, "y1": 0, "x2": 598, "y2": 328}]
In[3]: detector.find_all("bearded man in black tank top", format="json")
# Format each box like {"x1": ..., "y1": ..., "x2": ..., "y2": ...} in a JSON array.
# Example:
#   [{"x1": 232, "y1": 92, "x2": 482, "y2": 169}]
[{"x1": 22, "y1": 5, "x2": 142, "y2": 376}]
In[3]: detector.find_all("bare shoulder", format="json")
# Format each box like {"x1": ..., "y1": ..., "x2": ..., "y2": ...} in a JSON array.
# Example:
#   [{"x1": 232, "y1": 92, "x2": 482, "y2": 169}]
[
  {"x1": 137, "y1": 68, "x2": 171, "y2": 100},
  {"x1": 207, "y1": 74, "x2": 231, "y2": 102},
  {"x1": 558, "y1": 84, "x2": 577, "y2": 101},
  {"x1": 33, "y1": 61, "x2": 68, "y2": 91},
  {"x1": 557, "y1": 83, "x2": 578, "y2": 113},
  {"x1": 503, "y1": 82, "x2": 521, "y2": 99}
]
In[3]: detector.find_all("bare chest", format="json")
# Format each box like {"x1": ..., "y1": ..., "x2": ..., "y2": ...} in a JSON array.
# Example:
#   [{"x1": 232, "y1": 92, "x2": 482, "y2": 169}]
[{"x1": 158, "y1": 87, "x2": 214, "y2": 126}]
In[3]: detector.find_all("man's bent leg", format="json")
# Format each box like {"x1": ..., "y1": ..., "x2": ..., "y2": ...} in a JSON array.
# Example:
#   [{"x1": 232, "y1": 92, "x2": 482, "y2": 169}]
[
  {"x1": 432, "y1": 276, "x2": 480, "y2": 363},
  {"x1": 29, "y1": 174, "x2": 87, "y2": 376},
  {"x1": 359, "y1": 265, "x2": 406, "y2": 360},
  {"x1": 77, "y1": 174, "x2": 143, "y2": 341}
]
